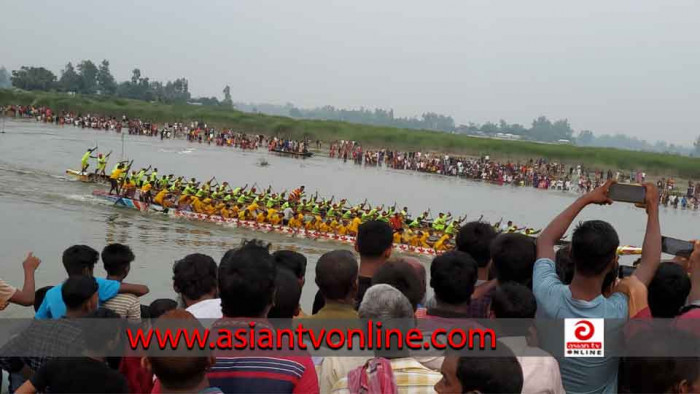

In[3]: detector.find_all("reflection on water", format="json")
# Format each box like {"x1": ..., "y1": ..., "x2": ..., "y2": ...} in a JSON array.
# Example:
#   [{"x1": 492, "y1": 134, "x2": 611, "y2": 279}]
[{"x1": 0, "y1": 119, "x2": 698, "y2": 317}]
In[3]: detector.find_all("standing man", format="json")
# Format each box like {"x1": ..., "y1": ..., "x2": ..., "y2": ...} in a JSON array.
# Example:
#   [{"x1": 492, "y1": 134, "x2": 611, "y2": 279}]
[
  {"x1": 80, "y1": 146, "x2": 98, "y2": 173},
  {"x1": 95, "y1": 151, "x2": 111, "y2": 176}
]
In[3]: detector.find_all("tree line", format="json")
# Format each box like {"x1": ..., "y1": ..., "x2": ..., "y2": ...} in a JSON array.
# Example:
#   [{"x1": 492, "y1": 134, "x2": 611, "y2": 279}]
[
  {"x1": 1, "y1": 62, "x2": 697, "y2": 155},
  {"x1": 1, "y1": 60, "x2": 232, "y2": 108}
]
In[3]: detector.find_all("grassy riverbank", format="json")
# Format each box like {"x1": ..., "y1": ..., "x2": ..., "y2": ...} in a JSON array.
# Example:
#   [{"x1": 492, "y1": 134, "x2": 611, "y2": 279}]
[{"x1": 2, "y1": 89, "x2": 699, "y2": 178}]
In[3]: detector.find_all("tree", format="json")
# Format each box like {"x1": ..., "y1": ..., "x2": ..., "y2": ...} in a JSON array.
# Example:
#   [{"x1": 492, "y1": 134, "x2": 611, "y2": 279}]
[
  {"x1": 577, "y1": 130, "x2": 595, "y2": 146},
  {"x1": 222, "y1": 85, "x2": 233, "y2": 107},
  {"x1": 76, "y1": 60, "x2": 98, "y2": 94},
  {"x1": 96, "y1": 60, "x2": 117, "y2": 95},
  {"x1": 11, "y1": 66, "x2": 57, "y2": 91},
  {"x1": 58, "y1": 62, "x2": 81, "y2": 92},
  {"x1": 0, "y1": 66, "x2": 10, "y2": 89}
]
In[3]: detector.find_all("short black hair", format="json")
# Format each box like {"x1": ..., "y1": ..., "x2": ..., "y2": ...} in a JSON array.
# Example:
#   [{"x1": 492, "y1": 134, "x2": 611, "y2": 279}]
[
  {"x1": 83, "y1": 308, "x2": 124, "y2": 352},
  {"x1": 490, "y1": 233, "x2": 536, "y2": 288},
  {"x1": 456, "y1": 345, "x2": 524, "y2": 393},
  {"x1": 555, "y1": 245, "x2": 575, "y2": 285},
  {"x1": 34, "y1": 286, "x2": 52, "y2": 313},
  {"x1": 356, "y1": 221, "x2": 393, "y2": 257},
  {"x1": 315, "y1": 250, "x2": 358, "y2": 301},
  {"x1": 620, "y1": 329, "x2": 699, "y2": 393},
  {"x1": 219, "y1": 240, "x2": 276, "y2": 317},
  {"x1": 272, "y1": 250, "x2": 307, "y2": 280},
  {"x1": 430, "y1": 251, "x2": 478, "y2": 305},
  {"x1": 173, "y1": 254, "x2": 218, "y2": 302},
  {"x1": 101, "y1": 243, "x2": 135, "y2": 277},
  {"x1": 372, "y1": 260, "x2": 423, "y2": 311},
  {"x1": 648, "y1": 262, "x2": 691, "y2": 318},
  {"x1": 456, "y1": 222, "x2": 497, "y2": 268},
  {"x1": 62, "y1": 276, "x2": 98, "y2": 310},
  {"x1": 149, "y1": 299, "x2": 178, "y2": 319},
  {"x1": 571, "y1": 220, "x2": 619, "y2": 277},
  {"x1": 490, "y1": 283, "x2": 537, "y2": 319},
  {"x1": 267, "y1": 268, "x2": 302, "y2": 318},
  {"x1": 62, "y1": 245, "x2": 100, "y2": 276}
]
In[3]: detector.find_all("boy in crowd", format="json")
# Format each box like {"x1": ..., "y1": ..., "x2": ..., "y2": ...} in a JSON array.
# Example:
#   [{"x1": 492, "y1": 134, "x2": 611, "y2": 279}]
[
  {"x1": 101, "y1": 243, "x2": 141, "y2": 320},
  {"x1": 534, "y1": 180, "x2": 660, "y2": 393},
  {"x1": 173, "y1": 253, "x2": 220, "y2": 319},
  {"x1": 0, "y1": 253, "x2": 41, "y2": 310},
  {"x1": 35, "y1": 245, "x2": 149, "y2": 319},
  {"x1": 313, "y1": 220, "x2": 393, "y2": 313}
]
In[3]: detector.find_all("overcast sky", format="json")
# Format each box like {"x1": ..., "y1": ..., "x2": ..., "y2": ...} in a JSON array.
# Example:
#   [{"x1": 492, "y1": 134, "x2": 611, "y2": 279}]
[{"x1": 2, "y1": 0, "x2": 699, "y2": 144}]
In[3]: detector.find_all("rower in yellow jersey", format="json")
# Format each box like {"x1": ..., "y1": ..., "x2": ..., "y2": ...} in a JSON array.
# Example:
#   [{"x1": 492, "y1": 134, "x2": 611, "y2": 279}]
[
  {"x1": 348, "y1": 215, "x2": 362, "y2": 235},
  {"x1": 337, "y1": 221, "x2": 349, "y2": 236},
  {"x1": 154, "y1": 189, "x2": 168, "y2": 206},
  {"x1": 433, "y1": 233, "x2": 451, "y2": 251}
]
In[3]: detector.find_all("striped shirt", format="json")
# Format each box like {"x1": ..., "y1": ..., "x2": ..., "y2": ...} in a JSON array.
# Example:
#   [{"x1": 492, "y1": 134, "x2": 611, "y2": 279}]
[
  {"x1": 102, "y1": 294, "x2": 141, "y2": 320},
  {"x1": 331, "y1": 358, "x2": 441, "y2": 394},
  {"x1": 208, "y1": 356, "x2": 318, "y2": 393}
]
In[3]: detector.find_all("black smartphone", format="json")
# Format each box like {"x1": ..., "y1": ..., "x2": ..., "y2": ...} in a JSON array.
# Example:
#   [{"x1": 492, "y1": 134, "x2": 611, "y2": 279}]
[
  {"x1": 661, "y1": 236, "x2": 694, "y2": 257},
  {"x1": 608, "y1": 184, "x2": 646, "y2": 204},
  {"x1": 618, "y1": 265, "x2": 636, "y2": 279}
]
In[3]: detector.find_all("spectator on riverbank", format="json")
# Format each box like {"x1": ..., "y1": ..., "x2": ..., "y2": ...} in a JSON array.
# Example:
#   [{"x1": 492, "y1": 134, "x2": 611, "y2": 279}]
[
  {"x1": 101, "y1": 244, "x2": 141, "y2": 320},
  {"x1": 268, "y1": 268, "x2": 302, "y2": 319},
  {"x1": 534, "y1": 180, "x2": 661, "y2": 392},
  {"x1": 426, "y1": 251, "x2": 478, "y2": 321},
  {"x1": 35, "y1": 245, "x2": 149, "y2": 319},
  {"x1": 310, "y1": 250, "x2": 359, "y2": 320},
  {"x1": 434, "y1": 346, "x2": 524, "y2": 394},
  {"x1": 0, "y1": 253, "x2": 41, "y2": 311},
  {"x1": 272, "y1": 250, "x2": 308, "y2": 316},
  {"x1": 372, "y1": 259, "x2": 423, "y2": 311},
  {"x1": 313, "y1": 221, "x2": 393, "y2": 313},
  {"x1": 210, "y1": 240, "x2": 318, "y2": 393},
  {"x1": 172, "y1": 253, "x2": 220, "y2": 319}
]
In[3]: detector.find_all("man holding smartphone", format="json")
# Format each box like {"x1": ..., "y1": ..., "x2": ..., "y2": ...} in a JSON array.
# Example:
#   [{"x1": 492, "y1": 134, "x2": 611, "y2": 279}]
[{"x1": 533, "y1": 180, "x2": 661, "y2": 393}]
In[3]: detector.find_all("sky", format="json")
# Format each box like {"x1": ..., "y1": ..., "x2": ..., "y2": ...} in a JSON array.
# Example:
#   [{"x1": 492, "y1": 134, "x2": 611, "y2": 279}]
[{"x1": 2, "y1": 0, "x2": 699, "y2": 145}]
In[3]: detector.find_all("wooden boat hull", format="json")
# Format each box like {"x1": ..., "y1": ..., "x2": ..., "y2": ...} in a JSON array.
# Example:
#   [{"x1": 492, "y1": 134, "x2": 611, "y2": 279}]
[
  {"x1": 270, "y1": 149, "x2": 313, "y2": 158},
  {"x1": 66, "y1": 169, "x2": 110, "y2": 184},
  {"x1": 91, "y1": 190, "x2": 440, "y2": 257}
]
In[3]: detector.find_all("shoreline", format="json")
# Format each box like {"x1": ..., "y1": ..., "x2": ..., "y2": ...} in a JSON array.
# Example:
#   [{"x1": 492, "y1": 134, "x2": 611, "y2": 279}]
[{"x1": 1, "y1": 89, "x2": 699, "y2": 180}]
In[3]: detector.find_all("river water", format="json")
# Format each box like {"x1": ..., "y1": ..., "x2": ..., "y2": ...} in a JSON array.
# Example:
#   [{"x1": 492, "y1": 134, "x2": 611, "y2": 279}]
[{"x1": 0, "y1": 119, "x2": 697, "y2": 317}]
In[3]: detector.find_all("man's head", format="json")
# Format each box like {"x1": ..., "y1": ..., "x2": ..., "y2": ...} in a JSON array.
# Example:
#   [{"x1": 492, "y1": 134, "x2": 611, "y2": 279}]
[
  {"x1": 268, "y1": 268, "x2": 302, "y2": 318},
  {"x1": 101, "y1": 243, "x2": 135, "y2": 280},
  {"x1": 435, "y1": 347, "x2": 524, "y2": 394},
  {"x1": 430, "y1": 251, "x2": 478, "y2": 307},
  {"x1": 172, "y1": 253, "x2": 218, "y2": 306},
  {"x1": 489, "y1": 282, "x2": 536, "y2": 319},
  {"x1": 358, "y1": 284, "x2": 414, "y2": 320},
  {"x1": 555, "y1": 245, "x2": 575, "y2": 284},
  {"x1": 621, "y1": 329, "x2": 700, "y2": 393},
  {"x1": 372, "y1": 260, "x2": 423, "y2": 311},
  {"x1": 490, "y1": 233, "x2": 536, "y2": 288},
  {"x1": 455, "y1": 222, "x2": 497, "y2": 268},
  {"x1": 82, "y1": 308, "x2": 124, "y2": 354},
  {"x1": 62, "y1": 276, "x2": 99, "y2": 316},
  {"x1": 148, "y1": 299, "x2": 178, "y2": 319},
  {"x1": 648, "y1": 262, "x2": 691, "y2": 318},
  {"x1": 219, "y1": 240, "x2": 276, "y2": 318},
  {"x1": 315, "y1": 250, "x2": 358, "y2": 303},
  {"x1": 272, "y1": 250, "x2": 307, "y2": 287},
  {"x1": 62, "y1": 245, "x2": 100, "y2": 277},
  {"x1": 571, "y1": 220, "x2": 619, "y2": 277},
  {"x1": 355, "y1": 221, "x2": 393, "y2": 261},
  {"x1": 143, "y1": 309, "x2": 215, "y2": 392}
]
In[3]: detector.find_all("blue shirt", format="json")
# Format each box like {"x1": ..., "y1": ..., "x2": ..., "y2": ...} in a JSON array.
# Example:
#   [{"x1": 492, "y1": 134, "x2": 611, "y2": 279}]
[
  {"x1": 35, "y1": 278, "x2": 120, "y2": 319},
  {"x1": 533, "y1": 258, "x2": 628, "y2": 394}
]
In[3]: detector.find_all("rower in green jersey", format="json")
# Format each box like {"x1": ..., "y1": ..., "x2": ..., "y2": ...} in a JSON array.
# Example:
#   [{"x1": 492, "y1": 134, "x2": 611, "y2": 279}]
[
  {"x1": 135, "y1": 166, "x2": 151, "y2": 187},
  {"x1": 159, "y1": 175, "x2": 169, "y2": 189},
  {"x1": 149, "y1": 168, "x2": 158, "y2": 183},
  {"x1": 80, "y1": 146, "x2": 98, "y2": 173},
  {"x1": 432, "y1": 212, "x2": 447, "y2": 231},
  {"x1": 95, "y1": 151, "x2": 111, "y2": 176}
]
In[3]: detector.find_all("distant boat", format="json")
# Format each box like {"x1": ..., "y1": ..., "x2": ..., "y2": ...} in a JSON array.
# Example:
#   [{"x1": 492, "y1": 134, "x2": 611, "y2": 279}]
[
  {"x1": 270, "y1": 149, "x2": 313, "y2": 158},
  {"x1": 65, "y1": 169, "x2": 110, "y2": 183}
]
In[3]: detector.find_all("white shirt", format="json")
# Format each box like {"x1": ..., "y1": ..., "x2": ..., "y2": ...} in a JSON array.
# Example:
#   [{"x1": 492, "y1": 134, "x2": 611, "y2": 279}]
[
  {"x1": 186, "y1": 298, "x2": 222, "y2": 319},
  {"x1": 500, "y1": 336, "x2": 566, "y2": 394}
]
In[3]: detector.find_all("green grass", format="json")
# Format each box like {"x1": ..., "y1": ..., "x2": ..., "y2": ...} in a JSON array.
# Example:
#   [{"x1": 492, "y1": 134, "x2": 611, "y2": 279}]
[{"x1": 2, "y1": 89, "x2": 699, "y2": 178}]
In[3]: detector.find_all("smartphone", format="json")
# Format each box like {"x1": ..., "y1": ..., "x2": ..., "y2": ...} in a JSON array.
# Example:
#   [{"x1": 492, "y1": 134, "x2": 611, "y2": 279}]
[
  {"x1": 618, "y1": 265, "x2": 636, "y2": 279},
  {"x1": 661, "y1": 236, "x2": 694, "y2": 257},
  {"x1": 608, "y1": 184, "x2": 646, "y2": 204}
]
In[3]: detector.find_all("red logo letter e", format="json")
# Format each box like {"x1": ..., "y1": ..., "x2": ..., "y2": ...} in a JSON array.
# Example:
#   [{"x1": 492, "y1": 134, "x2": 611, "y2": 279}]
[{"x1": 574, "y1": 320, "x2": 594, "y2": 341}]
